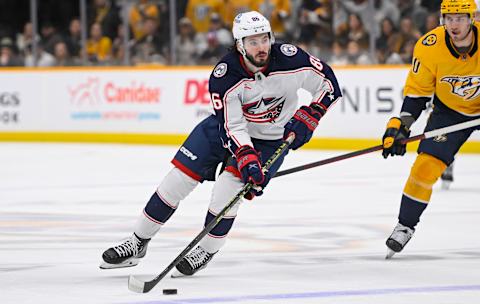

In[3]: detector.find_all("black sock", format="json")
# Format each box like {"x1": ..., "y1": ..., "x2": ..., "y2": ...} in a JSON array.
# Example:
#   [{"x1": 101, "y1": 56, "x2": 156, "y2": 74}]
[{"x1": 398, "y1": 195, "x2": 428, "y2": 229}]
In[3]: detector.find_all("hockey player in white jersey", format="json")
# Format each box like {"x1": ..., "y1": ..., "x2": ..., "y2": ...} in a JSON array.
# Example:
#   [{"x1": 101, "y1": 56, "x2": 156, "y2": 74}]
[{"x1": 100, "y1": 11, "x2": 342, "y2": 276}]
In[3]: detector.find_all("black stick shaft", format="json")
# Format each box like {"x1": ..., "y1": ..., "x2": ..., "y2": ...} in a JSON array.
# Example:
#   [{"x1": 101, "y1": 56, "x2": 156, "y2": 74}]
[
  {"x1": 275, "y1": 117, "x2": 480, "y2": 178},
  {"x1": 133, "y1": 136, "x2": 294, "y2": 293},
  {"x1": 274, "y1": 135, "x2": 424, "y2": 178}
]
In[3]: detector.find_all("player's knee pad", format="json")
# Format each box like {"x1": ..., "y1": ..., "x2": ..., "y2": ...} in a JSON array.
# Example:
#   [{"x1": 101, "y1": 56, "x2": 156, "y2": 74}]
[
  {"x1": 156, "y1": 167, "x2": 199, "y2": 208},
  {"x1": 209, "y1": 171, "x2": 244, "y2": 217},
  {"x1": 403, "y1": 153, "x2": 447, "y2": 203}
]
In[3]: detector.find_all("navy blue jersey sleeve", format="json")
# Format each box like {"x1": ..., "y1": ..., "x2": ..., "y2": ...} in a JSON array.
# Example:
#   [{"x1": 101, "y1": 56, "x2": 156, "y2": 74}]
[
  {"x1": 208, "y1": 53, "x2": 252, "y2": 155},
  {"x1": 401, "y1": 96, "x2": 430, "y2": 120},
  {"x1": 310, "y1": 61, "x2": 342, "y2": 111}
]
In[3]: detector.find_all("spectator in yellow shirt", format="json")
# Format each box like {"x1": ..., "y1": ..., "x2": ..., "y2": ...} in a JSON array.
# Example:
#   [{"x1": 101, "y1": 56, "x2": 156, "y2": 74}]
[
  {"x1": 129, "y1": 0, "x2": 160, "y2": 41},
  {"x1": 186, "y1": 0, "x2": 224, "y2": 33},
  {"x1": 86, "y1": 22, "x2": 112, "y2": 64}
]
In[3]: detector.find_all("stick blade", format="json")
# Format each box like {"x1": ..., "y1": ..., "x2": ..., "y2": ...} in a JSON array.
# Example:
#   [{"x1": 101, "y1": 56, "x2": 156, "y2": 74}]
[{"x1": 128, "y1": 275, "x2": 146, "y2": 293}]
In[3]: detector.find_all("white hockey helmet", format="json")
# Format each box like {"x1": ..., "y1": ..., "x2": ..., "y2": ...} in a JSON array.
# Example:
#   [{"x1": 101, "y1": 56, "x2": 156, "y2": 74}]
[{"x1": 232, "y1": 11, "x2": 274, "y2": 55}]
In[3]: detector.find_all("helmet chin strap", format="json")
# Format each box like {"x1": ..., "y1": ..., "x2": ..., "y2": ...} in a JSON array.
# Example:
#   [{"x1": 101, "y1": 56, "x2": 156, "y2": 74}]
[
  {"x1": 241, "y1": 53, "x2": 261, "y2": 73},
  {"x1": 243, "y1": 53, "x2": 253, "y2": 64},
  {"x1": 237, "y1": 40, "x2": 247, "y2": 56}
]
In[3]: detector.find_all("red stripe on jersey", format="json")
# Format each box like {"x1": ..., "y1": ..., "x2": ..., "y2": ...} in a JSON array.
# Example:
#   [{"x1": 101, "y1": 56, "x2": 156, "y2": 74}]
[
  {"x1": 208, "y1": 208, "x2": 236, "y2": 219},
  {"x1": 269, "y1": 67, "x2": 326, "y2": 78},
  {"x1": 155, "y1": 191, "x2": 178, "y2": 209},
  {"x1": 143, "y1": 209, "x2": 164, "y2": 225},
  {"x1": 171, "y1": 159, "x2": 202, "y2": 182},
  {"x1": 224, "y1": 165, "x2": 241, "y2": 179}
]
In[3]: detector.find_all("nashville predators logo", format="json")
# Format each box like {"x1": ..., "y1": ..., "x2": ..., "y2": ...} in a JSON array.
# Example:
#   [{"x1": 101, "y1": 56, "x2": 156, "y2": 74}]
[
  {"x1": 433, "y1": 134, "x2": 448, "y2": 143},
  {"x1": 440, "y1": 75, "x2": 480, "y2": 100}
]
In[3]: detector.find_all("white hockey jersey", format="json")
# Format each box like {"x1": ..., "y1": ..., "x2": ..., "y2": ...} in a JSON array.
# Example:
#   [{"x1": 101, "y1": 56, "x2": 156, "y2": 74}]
[{"x1": 208, "y1": 43, "x2": 342, "y2": 154}]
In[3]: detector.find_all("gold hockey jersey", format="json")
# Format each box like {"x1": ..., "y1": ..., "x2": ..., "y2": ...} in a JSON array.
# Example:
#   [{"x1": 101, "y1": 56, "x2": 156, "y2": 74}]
[
  {"x1": 404, "y1": 23, "x2": 480, "y2": 116},
  {"x1": 186, "y1": 0, "x2": 224, "y2": 33}
]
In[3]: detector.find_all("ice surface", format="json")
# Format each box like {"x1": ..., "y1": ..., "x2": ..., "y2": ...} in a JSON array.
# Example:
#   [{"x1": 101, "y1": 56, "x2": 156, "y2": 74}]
[{"x1": 1, "y1": 143, "x2": 479, "y2": 304}]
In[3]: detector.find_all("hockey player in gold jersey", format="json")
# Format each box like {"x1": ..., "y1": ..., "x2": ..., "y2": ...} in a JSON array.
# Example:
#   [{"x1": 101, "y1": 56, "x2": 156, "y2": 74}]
[{"x1": 382, "y1": 0, "x2": 480, "y2": 258}]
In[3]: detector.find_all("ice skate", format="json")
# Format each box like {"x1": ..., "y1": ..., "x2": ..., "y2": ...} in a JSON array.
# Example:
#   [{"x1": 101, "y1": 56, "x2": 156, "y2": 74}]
[
  {"x1": 100, "y1": 233, "x2": 150, "y2": 269},
  {"x1": 441, "y1": 164, "x2": 454, "y2": 190},
  {"x1": 171, "y1": 245, "x2": 216, "y2": 278},
  {"x1": 385, "y1": 222, "x2": 414, "y2": 259}
]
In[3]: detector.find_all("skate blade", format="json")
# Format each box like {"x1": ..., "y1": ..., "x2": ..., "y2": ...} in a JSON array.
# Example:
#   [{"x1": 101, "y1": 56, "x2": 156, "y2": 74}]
[
  {"x1": 170, "y1": 269, "x2": 188, "y2": 278},
  {"x1": 385, "y1": 249, "x2": 396, "y2": 259},
  {"x1": 99, "y1": 259, "x2": 139, "y2": 269},
  {"x1": 441, "y1": 181, "x2": 451, "y2": 190}
]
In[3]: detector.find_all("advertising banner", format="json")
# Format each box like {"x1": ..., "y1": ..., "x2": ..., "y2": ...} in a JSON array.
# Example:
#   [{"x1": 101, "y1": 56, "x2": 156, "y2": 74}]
[
  {"x1": 0, "y1": 73, "x2": 43, "y2": 130},
  {"x1": 0, "y1": 67, "x2": 478, "y2": 141}
]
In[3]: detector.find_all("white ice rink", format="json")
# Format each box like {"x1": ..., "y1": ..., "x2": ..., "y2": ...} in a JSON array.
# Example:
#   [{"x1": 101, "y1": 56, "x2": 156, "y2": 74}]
[{"x1": 1, "y1": 142, "x2": 479, "y2": 304}]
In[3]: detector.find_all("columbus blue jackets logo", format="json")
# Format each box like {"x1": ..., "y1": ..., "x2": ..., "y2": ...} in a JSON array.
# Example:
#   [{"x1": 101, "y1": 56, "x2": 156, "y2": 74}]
[
  {"x1": 242, "y1": 96, "x2": 285, "y2": 123},
  {"x1": 440, "y1": 75, "x2": 480, "y2": 100},
  {"x1": 213, "y1": 63, "x2": 228, "y2": 78},
  {"x1": 280, "y1": 44, "x2": 298, "y2": 56}
]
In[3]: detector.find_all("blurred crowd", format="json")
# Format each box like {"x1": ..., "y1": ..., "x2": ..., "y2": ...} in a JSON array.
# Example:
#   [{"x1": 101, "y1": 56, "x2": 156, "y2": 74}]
[{"x1": 0, "y1": 0, "x2": 466, "y2": 67}]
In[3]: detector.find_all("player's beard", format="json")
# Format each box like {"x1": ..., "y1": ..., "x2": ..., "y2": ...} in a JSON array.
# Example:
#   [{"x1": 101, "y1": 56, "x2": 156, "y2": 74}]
[{"x1": 246, "y1": 50, "x2": 270, "y2": 67}]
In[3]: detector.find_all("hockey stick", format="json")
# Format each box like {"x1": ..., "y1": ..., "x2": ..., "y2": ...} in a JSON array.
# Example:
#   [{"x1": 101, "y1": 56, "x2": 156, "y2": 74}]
[
  {"x1": 274, "y1": 117, "x2": 480, "y2": 178},
  {"x1": 128, "y1": 134, "x2": 295, "y2": 293}
]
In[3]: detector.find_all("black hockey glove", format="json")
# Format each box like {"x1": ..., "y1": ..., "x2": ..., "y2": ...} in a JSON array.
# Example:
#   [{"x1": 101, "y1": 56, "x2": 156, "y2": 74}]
[
  {"x1": 283, "y1": 104, "x2": 324, "y2": 150},
  {"x1": 382, "y1": 117, "x2": 411, "y2": 159}
]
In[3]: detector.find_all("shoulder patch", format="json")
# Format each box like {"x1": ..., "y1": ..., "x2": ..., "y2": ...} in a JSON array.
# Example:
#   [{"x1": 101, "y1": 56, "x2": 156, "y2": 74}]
[
  {"x1": 213, "y1": 63, "x2": 228, "y2": 78},
  {"x1": 422, "y1": 34, "x2": 437, "y2": 46},
  {"x1": 280, "y1": 44, "x2": 298, "y2": 56}
]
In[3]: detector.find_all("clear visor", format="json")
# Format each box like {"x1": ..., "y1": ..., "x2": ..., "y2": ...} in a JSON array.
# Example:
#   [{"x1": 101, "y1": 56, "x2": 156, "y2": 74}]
[
  {"x1": 243, "y1": 33, "x2": 270, "y2": 47},
  {"x1": 443, "y1": 13, "x2": 472, "y2": 24}
]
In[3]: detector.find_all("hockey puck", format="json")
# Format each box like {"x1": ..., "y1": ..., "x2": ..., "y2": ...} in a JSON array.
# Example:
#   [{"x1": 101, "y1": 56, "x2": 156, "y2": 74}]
[{"x1": 163, "y1": 289, "x2": 178, "y2": 295}]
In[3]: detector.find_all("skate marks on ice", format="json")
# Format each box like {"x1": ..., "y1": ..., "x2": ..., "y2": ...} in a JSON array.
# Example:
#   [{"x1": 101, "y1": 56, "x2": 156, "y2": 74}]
[
  {"x1": 119, "y1": 284, "x2": 480, "y2": 304},
  {"x1": 0, "y1": 264, "x2": 51, "y2": 273},
  {"x1": 1, "y1": 144, "x2": 480, "y2": 304}
]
